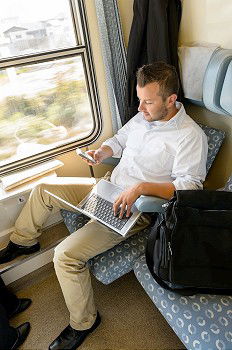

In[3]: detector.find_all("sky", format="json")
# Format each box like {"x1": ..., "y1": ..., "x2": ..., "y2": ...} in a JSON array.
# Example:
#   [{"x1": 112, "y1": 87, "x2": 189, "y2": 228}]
[{"x1": 1, "y1": 0, "x2": 69, "y2": 22}]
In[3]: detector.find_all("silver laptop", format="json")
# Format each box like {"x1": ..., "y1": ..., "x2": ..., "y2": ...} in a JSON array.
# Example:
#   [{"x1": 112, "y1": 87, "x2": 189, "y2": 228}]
[{"x1": 45, "y1": 179, "x2": 141, "y2": 236}]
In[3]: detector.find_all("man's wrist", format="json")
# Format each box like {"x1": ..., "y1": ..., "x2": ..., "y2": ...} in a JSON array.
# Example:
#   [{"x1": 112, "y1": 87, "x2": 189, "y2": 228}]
[
  {"x1": 99, "y1": 145, "x2": 113, "y2": 158},
  {"x1": 134, "y1": 182, "x2": 145, "y2": 196},
  {"x1": 134, "y1": 182, "x2": 175, "y2": 200}
]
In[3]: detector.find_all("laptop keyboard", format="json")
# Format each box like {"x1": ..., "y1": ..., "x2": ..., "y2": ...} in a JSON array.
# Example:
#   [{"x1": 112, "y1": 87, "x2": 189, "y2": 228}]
[{"x1": 81, "y1": 193, "x2": 130, "y2": 230}]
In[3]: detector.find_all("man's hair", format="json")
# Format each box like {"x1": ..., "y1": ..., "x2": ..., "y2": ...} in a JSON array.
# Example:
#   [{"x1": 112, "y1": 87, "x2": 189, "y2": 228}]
[{"x1": 136, "y1": 61, "x2": 179, "y2": 100}]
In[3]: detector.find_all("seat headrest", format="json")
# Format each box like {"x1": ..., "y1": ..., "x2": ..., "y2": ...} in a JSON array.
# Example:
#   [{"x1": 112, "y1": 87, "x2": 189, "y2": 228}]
[
  {"x1": 220, "y1": 61, "x2": 232, "y2": 115},
  {"x1": 203, "y1": 48, "x2": 232, "y2": 116}
]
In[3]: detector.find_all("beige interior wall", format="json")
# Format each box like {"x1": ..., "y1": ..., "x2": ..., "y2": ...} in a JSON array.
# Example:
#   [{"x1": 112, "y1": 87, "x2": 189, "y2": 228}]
[
  {"x1": 179, "y1": 0, "x2": 232, "y2": 49},
  {"x1": 117, "y1": 0, "x2": 133, "y2": 47}
]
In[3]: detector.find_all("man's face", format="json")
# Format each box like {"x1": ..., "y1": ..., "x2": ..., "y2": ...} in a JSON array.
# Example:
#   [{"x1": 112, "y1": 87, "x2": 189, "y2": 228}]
[{"x1": 137, "y1": 82, "x2": 170, "y2": 122}]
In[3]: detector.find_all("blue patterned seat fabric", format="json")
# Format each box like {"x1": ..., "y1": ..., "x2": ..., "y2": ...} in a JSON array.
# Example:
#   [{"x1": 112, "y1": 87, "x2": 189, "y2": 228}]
[
  {"x1": 223, "y1": 176, "x2": 232, "y2": 192},
  {"x1": 132, "y1": 179, "x2": 232, "y2": 350},
  {"x1": 61, "y1": 210, "x2": 90, "y2": 234},
  {"x1": 88, "y1": 228, "x2": 150, "y2": 284},
  {"x1": 134, "y1": 255, "x2": 232, "y2": 350},
  {"x1": 198, "y1": 124, "x2": 225, "y2": 172},
  {"x1": 61, "y1": 124, "x2": 225, "y2": 285},
  {"x1": 60, "y1": 209, "x2": 153, "y2": 284}
]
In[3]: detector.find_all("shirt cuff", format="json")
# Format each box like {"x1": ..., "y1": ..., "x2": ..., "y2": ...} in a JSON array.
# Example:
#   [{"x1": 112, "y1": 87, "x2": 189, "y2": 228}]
[
  {"x1": 102, "y1": 139, "x2": 123, "y2": 158},
  {"x1": 173, "y1": 176, "x2": 203, "y2": 190}
]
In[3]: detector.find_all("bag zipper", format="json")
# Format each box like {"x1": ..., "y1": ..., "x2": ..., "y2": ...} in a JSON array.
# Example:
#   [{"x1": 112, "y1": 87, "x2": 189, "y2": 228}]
[
  {"x1": 168, "y1": 241, "x2": 173, "y2": 281},
  {"x1": 168, "y1": 241, "x2": 172, "y2": 258},
  {"x1": 160, "y1": 225, "x2": 168, "y2": 267}
]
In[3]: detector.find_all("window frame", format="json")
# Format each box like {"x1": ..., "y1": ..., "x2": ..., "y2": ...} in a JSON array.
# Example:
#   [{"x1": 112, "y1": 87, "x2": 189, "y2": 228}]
[{"x1": 0, "y1": 0, "x2": 102, "y2": 176}]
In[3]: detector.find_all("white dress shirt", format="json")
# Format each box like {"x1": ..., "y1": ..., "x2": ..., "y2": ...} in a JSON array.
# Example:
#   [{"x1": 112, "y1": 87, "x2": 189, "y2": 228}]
[{"x1": 102, "y1": 102, "x2": 208, "y2": 191}]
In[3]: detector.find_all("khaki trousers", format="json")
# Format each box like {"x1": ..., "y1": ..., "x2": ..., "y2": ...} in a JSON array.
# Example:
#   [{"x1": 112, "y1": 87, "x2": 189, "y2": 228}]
[{"x1": 11, "y1": 177, "x2": 150, "y2": 330}]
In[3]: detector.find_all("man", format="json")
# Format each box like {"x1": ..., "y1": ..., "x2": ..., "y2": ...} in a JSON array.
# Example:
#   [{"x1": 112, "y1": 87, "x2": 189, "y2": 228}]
[
  {"x1": 0, "y1": 62, "x2": 208, "y2": 349},
  {"x1": 0, "y1": 276, "x2": 31, "y2": 350}
]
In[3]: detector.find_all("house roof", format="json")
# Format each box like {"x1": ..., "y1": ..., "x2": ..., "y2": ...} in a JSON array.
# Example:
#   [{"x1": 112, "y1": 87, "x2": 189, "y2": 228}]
[{"x1": 3, "y1": 26, "x2": 28, "y2": 34}]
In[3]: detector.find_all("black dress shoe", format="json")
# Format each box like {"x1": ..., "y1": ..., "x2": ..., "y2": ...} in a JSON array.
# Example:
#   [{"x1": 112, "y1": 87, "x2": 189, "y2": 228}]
[
  {"x1": 0, "y1": 241, "x2": 40, "y2": 264},
  {"x1": 11, "y1": 322, "x2": 31, "y2": 350},
  {"x1": 49, "y1": 312, "x2": 101, "y2": 350},
  {"x1": 9, "y1": 298, "x2": 32, "y2": 318}
]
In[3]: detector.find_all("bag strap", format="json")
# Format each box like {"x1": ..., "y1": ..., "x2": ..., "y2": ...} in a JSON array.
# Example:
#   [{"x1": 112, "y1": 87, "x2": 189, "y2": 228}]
[
  {"x1": 145, "y1": 216, "x2": 173, "y2": 291},
  {"x1": 145, "y1": 216, "x2": 198, "y2": 296}
]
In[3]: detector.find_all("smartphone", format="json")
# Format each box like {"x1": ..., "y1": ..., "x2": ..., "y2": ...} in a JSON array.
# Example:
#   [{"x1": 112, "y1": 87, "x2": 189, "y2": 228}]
[{"x1": 76, "y1": 148, "x2": 96, "y2": 164}]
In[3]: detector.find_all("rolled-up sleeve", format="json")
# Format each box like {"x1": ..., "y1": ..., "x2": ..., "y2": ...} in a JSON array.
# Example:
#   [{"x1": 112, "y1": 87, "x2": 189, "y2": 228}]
[
  {"x1": 172, "y1": 131, "x2": 208, "y2": 190},
  {"x1": 102, "y1": 120, "x2": 132, "y2": 158}
]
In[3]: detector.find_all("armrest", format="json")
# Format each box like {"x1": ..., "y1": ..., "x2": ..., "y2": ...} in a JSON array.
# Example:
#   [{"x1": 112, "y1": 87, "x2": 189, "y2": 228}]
[
  {"x1": 102, "y1": 157, "x2": 120, "y2": 166},
  {"x1": 102, "y1": 157, "x2": 167, "y2": 212},
  {"x1": 135, "y1": 195, "x2": 167, "y2": 213}
]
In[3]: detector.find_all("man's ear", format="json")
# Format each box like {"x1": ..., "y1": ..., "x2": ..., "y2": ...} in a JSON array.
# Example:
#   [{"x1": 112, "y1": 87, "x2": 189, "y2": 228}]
[{"x1": 167, "y1": 94, "x2": 177, "y2": 107}]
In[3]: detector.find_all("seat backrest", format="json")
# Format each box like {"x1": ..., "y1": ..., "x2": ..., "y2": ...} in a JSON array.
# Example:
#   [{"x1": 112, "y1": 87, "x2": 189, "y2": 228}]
[{"x1": 198, "y1": 123, "x2": 225, "y2": 173}]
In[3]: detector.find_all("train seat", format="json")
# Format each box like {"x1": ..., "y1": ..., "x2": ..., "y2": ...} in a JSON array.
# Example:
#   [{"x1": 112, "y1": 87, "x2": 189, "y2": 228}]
[
  {"x1": 61, "y1": 123, "x2": 225, "y2": 284},
  {"x1": 134, "y1": 174, "x2": 232, "y2": 350}
]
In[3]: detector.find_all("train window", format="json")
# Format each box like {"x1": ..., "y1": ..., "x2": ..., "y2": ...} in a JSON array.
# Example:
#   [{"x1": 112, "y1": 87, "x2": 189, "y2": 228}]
[{"x1": 0, "y1": 0, "x2": 102, "y2": 175}]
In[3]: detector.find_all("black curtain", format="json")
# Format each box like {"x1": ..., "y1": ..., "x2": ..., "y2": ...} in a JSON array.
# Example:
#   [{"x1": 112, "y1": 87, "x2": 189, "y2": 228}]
[{"x1": 126, "y1": 0, "x2": 182, "y2": 121}]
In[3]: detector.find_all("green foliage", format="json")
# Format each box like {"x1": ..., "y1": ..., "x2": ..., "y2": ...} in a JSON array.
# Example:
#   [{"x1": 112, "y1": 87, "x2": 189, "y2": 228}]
[
  {"x1": 0, "y1": 74, "x2": 89, "y2": 161},
  {"x1": 16, "y1": 116, "x2": 48, "y2": 140},
  {"x1": 0, "y1": 78, "x2": 87, "y2": 126},
  {"x1": 16, "y1": 66, "x2": 31, "y2": 74}
]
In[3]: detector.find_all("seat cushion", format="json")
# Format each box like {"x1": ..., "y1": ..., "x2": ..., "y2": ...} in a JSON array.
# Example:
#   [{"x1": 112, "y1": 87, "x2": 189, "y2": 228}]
[
  {"x1": 134, "y1": 254, "x2": 232, "y2": 350},
  {"x1": 88, "y1": 228, "x2": 150, "y2": 284},
  {"x1": 223, "y1": 176, "x2": 232, "y2": 192},
  {"x1": 60, "y1": 210, "x2": 90, "y2": 233},
  {"x1": 60, "y1": 209, "x2": 151, "y2": 284}
]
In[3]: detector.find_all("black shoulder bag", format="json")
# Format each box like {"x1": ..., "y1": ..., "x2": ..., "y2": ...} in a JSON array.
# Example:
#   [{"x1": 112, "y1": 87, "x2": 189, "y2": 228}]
[{"x1": 146, "y1": 190, "x2": 232, "y2": 295}]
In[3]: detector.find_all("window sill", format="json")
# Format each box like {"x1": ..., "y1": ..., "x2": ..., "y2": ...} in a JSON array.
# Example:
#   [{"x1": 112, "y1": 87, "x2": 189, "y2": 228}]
[{"x1": 0, "y1": 171, "x2": 58, "y2": 202}]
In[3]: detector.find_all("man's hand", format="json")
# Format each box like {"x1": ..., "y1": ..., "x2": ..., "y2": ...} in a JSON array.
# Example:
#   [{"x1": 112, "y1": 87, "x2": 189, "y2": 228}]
[
  {"x1": 83, "y1": 146, "x2": 113, "y2": 166},
  {"x1": 113, "y1": 184, "x2": 141, "y2": 219}
]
